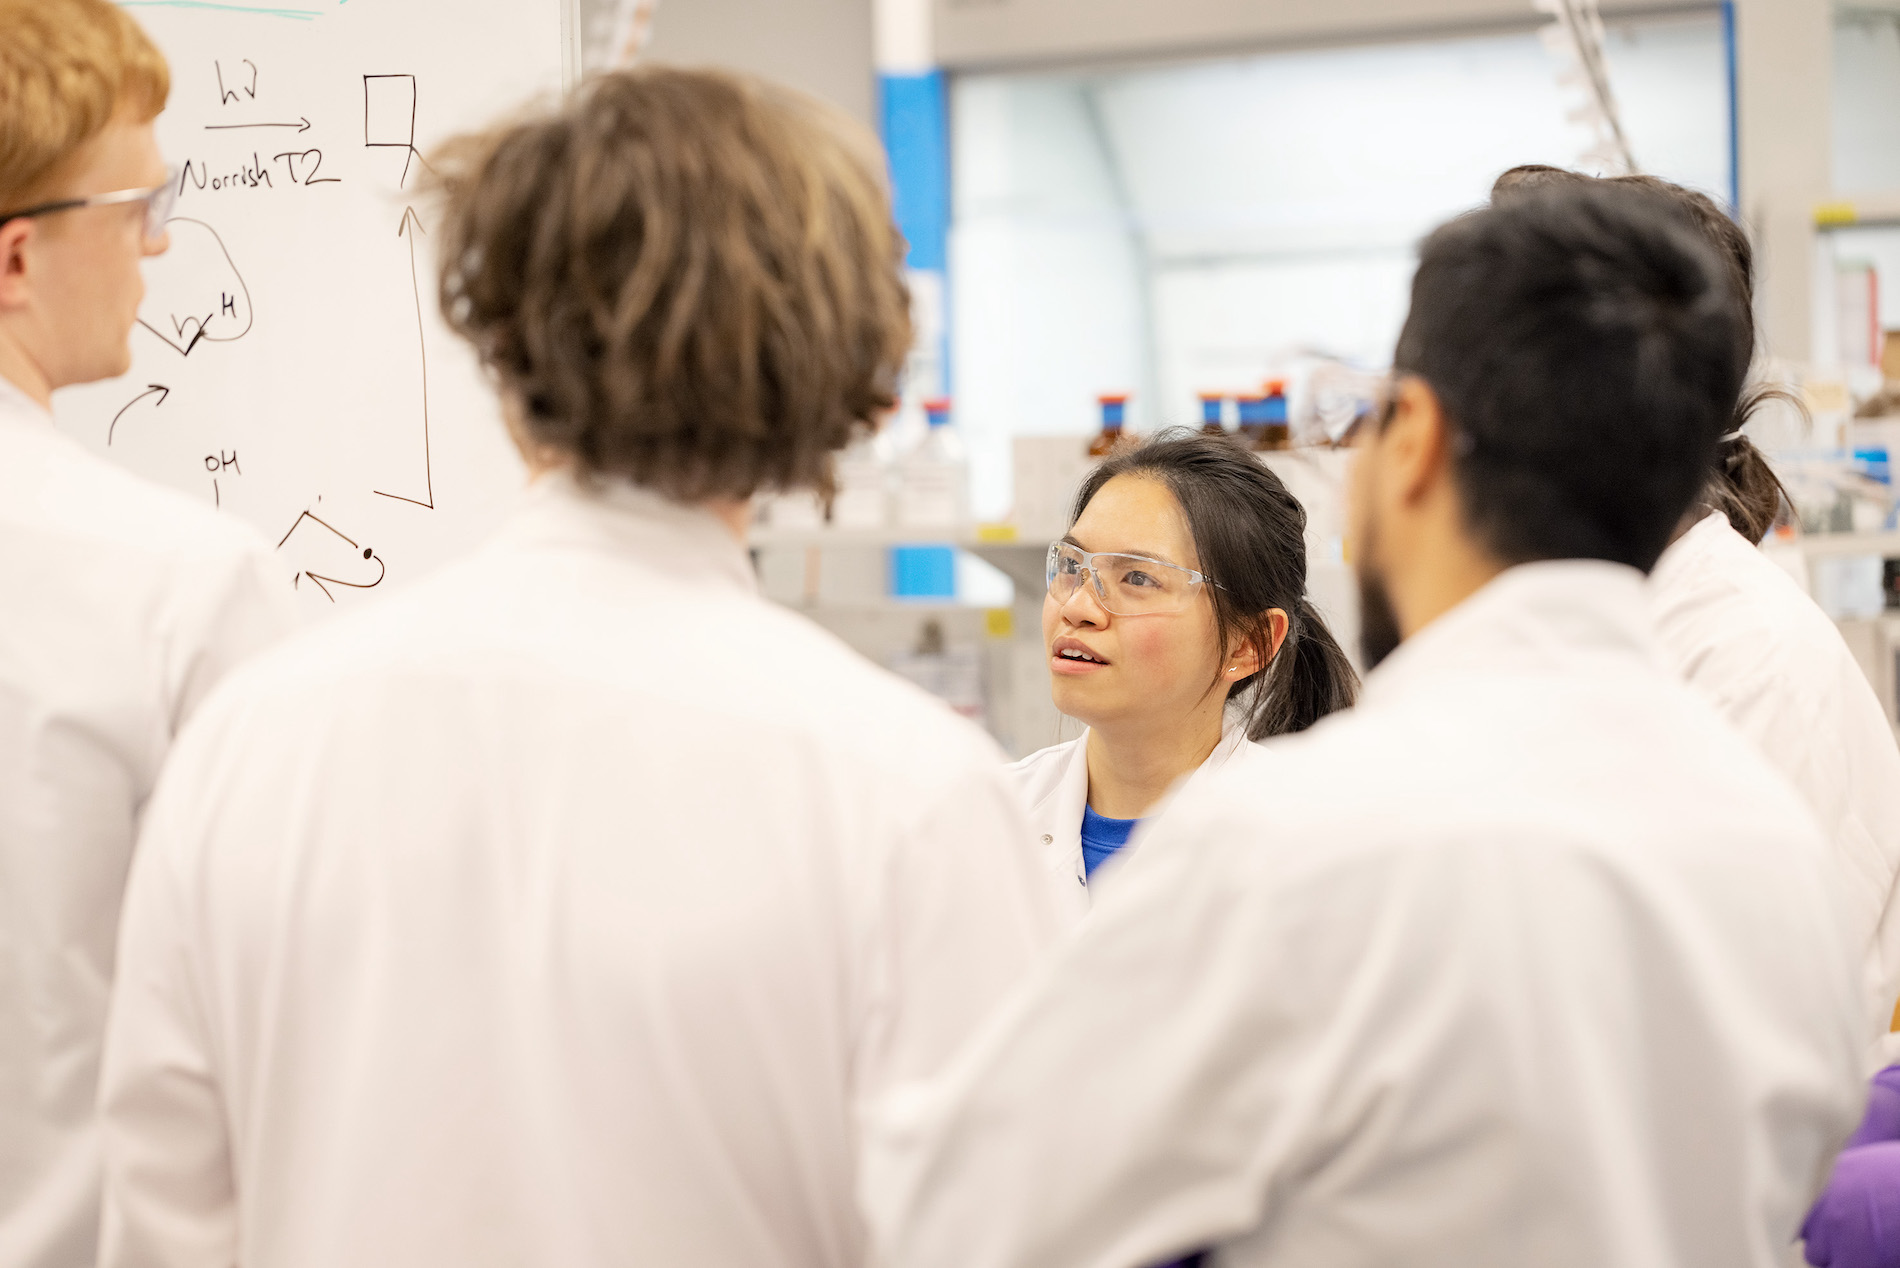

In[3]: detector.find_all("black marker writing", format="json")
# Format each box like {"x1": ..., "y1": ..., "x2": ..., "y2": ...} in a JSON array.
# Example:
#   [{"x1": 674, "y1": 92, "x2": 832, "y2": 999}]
[
  {"x1": 135, "y1": 218, "x2": 254, "y2": 357},
  {"x1": 107, "y1": 383, "x2": 170, "y2": 446},
  {"x1": 363, "y1": 73, "x2": 427, "y2": 188},
  {"x1": 374, "y1": 206, "x2": 434, "y2": 510},
  {"x1": 277, "y1": 509, "x2": 387, "y2": 602},
  {"x1": 272, "y1": 148, "x2": 340, "y2": 185},
  {"x1": 179, "y1": 153, "x2": 273, "y2": 195},
  {"x1": 215, "y1": 59, "x2": 258, "y2": 106},
  {"x1": 206, "y1": 117, "x2": 312, "y2": 134}
]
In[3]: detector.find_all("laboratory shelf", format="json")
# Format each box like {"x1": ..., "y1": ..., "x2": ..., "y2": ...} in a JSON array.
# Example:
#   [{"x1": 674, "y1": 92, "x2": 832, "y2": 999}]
[
  {"x1": 768, "y1": 599, "x2": 1010, "y2": 615},
  {"x1": 1816, "y1": 192, "x2": 1900, "y2": 228},
  {"x1": 748, "y1": 525, "x2": 1051, "y2": 551},
  {"x1": 1793, "y1": 532, "x2": 1900, "y2": 559}
]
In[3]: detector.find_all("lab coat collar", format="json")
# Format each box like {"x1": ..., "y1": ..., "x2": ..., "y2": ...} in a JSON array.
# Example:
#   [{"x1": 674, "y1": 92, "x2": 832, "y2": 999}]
[
  {"x1": 1028, "y1": 711, "x2": 1258, "y2": 899},
  {"x1": 1647, "y1": 511, "x2": 1733, "y2": 592},
  {"x1": 1361, "y1": 559, "x2": 1655, "y2": 707},
  {"x1": 501, "y1": 469, "x2": 759, "y2": 596},
  {"x1": 1031, "y1": 711, "x2": 1256, "y2": 827}
]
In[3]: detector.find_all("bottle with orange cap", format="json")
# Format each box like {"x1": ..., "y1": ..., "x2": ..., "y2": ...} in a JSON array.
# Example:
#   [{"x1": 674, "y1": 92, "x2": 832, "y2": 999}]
[{"x1": 1257, "y1": 379, "x2": 1291, "y2": 451}]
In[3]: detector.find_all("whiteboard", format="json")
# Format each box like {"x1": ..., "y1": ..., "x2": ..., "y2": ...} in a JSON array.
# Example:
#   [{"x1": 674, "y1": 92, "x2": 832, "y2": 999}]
[{"x1": 53, "y1": 0, "x2": 572, "y2": 615}]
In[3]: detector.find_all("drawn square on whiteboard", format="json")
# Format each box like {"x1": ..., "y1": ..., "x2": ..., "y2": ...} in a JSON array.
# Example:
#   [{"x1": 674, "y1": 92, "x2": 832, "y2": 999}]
[{"x1": 364, "y1": 74, "x2": 417, "y2": 147}]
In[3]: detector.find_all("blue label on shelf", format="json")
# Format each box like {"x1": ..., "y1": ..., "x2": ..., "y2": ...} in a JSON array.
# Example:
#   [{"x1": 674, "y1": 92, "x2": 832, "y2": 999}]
[
  {"x1": 891, "y1": 545, "x2": 957, "y2": 598},
  {"x1": 1854, "y1": 447, "x2": 1891, "y2": 485}
]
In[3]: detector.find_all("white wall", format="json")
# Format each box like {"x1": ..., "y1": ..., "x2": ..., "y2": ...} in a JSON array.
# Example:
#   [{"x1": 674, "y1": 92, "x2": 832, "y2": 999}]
[
  {"x1": 1835, "y1": 10, "x2": 1900, "y2": 194},
  {"x1": 579, "y1": 0, "x2": 876, "y2": 124},
  {"x1": 950, "y1": 12, "x2": 1732, "y2": 519},
  {"x1": 932, "y1": 0, "x2": 1691, "y2": 70}
]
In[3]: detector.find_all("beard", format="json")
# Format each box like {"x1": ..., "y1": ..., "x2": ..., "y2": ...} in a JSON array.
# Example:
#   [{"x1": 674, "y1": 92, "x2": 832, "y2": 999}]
[{"x1": 1354, "y1": 512, "x2": 1403, "y2": 671}]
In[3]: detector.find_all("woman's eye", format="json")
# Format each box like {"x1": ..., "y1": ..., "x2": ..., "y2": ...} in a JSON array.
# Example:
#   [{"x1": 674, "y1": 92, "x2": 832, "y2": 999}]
[
  {"x1": 1123, "y1": 570, "x2": 1160, "y2": 588},
  {"x1": 1058, "y1": 556, "x2": 1082, "y2": 576}
]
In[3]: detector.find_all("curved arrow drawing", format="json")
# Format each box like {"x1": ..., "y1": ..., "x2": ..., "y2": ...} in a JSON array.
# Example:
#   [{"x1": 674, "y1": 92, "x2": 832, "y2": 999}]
[
  {"x1": 277, "y1": 508, "x2": 386, "y2": 602},
  {"x1": 303, "y1": 551, "x2": 385, "y2": 602},
  {"x1": 108, "y1": 383, "x2": 171, "y2": 445}
]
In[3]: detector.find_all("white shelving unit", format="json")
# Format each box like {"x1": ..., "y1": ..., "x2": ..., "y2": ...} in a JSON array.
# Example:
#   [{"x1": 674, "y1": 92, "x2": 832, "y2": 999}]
[
  {"x1": 1817, "y1": 192, "x2": 1900, "y2": 229},
  {"x1": 1792, "y1": 531, "x2": 1900, "y2": 559}
]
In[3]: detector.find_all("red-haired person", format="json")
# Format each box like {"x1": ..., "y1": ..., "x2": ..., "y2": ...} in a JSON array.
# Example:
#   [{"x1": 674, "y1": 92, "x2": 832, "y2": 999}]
[{"x1": 0, "y1": 4, "x2": 295, "y2": 1264}]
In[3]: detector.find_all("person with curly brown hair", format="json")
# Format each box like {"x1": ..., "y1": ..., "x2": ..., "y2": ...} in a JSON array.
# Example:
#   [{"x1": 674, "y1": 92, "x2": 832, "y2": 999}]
[{"x1": 93, "y1": 67, "x2": 1064, "y2": 1268}]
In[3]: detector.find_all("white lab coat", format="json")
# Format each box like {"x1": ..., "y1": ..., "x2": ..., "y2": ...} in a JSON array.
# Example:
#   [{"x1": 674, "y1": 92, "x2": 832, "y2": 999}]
[
  {"x1": 864, "y1": 562, "x2": 1865, "y2": 1268},
  {"x1": 0, "y1": 377, "x2": 295, "y2": 1268},
  {"x1": 97, "y1": 471, "x2": 1065, "y2": 1268},
  {"x1": 1008, "y1": 724, "x2": 1265, "y2": 925},
  {"x1": 1651, "y1": 511, "x2": 1900, "y2": 1061}
]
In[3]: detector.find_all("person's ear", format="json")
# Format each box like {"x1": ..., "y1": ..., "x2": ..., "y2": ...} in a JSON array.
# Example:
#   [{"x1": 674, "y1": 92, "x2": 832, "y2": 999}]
[
  {"x1": 1381, "y1": 374, "x2": 1454, "y2": 509},
  {"x1": 0, "y1": 218, "x2": 37, "y2": 313},
  {"x1": 1225, "y1": 610, "x2": 1286, "y2": 681}
]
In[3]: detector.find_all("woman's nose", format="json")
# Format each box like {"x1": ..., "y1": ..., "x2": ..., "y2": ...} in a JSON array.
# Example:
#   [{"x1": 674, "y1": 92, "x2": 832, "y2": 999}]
[{"x1": 1060, "y1": 574, "x2": 1109, "y2": 625}]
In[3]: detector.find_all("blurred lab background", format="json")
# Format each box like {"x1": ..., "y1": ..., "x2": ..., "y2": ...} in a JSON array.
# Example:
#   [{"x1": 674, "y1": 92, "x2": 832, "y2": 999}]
[{"x1": 583, "y1": 0, "x2": 1900, "y2": 758}]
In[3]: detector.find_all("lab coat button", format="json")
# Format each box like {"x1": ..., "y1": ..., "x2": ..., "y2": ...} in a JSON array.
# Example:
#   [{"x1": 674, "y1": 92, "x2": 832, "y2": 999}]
[{"x1": 1040, "y1": 834, "x2": 1052, "y2": 844}]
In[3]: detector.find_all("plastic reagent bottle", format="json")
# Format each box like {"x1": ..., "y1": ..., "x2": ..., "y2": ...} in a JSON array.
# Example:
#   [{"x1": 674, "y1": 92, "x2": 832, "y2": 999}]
[
  {"x1": 1198, "y1": 393, "x2": 1226, "y2": 436},
  {"x1": 897, "y1": 397, "x2": 968, "y2": 530},
  {"x1": 1090, "y1": 394, "x2": 1131, "y2": 458},
  {"x1": 831, "y1": 427, "x2": 890, "y2": 530}
]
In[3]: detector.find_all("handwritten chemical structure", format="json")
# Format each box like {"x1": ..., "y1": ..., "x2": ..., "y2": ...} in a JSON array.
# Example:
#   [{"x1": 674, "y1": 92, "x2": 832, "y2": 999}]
[
  {"x1": 205, "y1": 450, "x2": 241, "y2": 507},
  {"x1": 135, "y1": 217, "x2": 253, "y2": 358},
  {"x1": 364, "y1": 73, "x2": 426, "y2": 187},
  {"x1": 90, "y1": 51, "x2": 473, "y2": 614},
  {"x1": 277, "y1": 507, "x2": 387, "y2": 602}
]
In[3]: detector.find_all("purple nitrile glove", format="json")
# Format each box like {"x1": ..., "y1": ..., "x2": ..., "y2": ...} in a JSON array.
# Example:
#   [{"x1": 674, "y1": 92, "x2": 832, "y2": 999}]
[
  {"x1": 1803, "y1": 1141, "x2": 1900, "y2": 1267},
  {"x1": 1847, "y1": 1065, "x2": 1900, "y2": 1151}
]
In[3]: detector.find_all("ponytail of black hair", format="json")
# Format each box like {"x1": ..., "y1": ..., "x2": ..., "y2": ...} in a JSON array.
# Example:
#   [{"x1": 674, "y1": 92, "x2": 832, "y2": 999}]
[
  {"x1": 1277, "y1": 596, "x2": 1359, "y2": 735},
  {"x1": 1705, "y1": 386, "x2": 1798, "y2": 542},
  {"x1": 1070, "y1": 429, "x2": 1359, "y2": 741}
]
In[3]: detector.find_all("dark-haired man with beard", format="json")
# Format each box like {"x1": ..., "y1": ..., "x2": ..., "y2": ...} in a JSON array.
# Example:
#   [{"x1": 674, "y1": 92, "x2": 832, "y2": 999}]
[{"x1": 864, "y1": 181, "x2": 1864, "y2": 1268}]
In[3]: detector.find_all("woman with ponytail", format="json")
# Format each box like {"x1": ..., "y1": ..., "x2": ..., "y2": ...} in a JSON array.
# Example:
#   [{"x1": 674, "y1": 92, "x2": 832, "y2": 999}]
[
  {"x1": 1011, "y1": 429, "x2": 1357, "y2": 921},
  {"x1": 1498, "y1": 169, "x2": 1900, "y2": 1093}
]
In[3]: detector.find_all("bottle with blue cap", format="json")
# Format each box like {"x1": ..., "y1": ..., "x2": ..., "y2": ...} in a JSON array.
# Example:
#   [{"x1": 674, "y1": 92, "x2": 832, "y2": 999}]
[
  {"x1": 1235, "y1": 393, "x2": 1267, "y2": 449},
  {"x1": 1089, "y1": 393, "x2": 1132, "y2": 458},
  {"x1": 1198, "y1": 393, "x2": 1226, "y2": 437}
]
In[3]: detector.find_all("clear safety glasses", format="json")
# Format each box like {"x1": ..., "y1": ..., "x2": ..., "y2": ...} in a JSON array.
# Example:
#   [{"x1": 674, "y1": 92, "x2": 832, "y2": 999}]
[
  {"x1": 1045, "y1": 542, "x2": 1221, "y2": 617},
  {"x1": 0, "y1": 169, "x2": 178, "y2": 246}
]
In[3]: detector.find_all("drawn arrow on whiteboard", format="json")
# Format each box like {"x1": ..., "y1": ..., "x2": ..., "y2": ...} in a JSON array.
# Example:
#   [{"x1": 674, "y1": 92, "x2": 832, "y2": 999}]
[
  {"x1": 204, "y1": 117, "x2": 312, "y2": 133},
  {"x1": 374, "y1": 206, "x2": 434, "y2": 510},
  {"x1": 107, "y1": 383, "x2": 171, "y2": 446}
]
